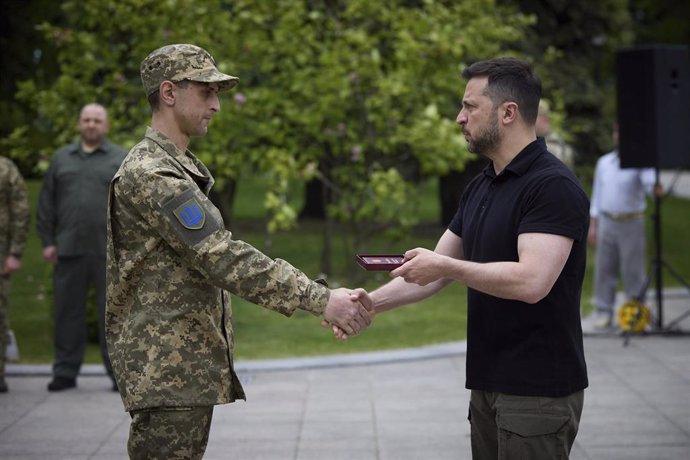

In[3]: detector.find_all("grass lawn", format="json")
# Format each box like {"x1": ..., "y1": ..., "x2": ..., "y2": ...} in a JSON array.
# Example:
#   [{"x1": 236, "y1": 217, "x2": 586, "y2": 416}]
[{"x1": 7, "y1": 175, "x2": 690, "y2": 364}]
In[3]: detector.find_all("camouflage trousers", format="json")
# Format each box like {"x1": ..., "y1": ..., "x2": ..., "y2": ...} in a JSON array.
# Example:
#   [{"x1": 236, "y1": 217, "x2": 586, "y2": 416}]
[
  {"x1": 0, "y1": 274, "x2": 9, "y2": 379},
  {"x1": 128, "y1": 405, "x2": 214, "y2": 460}
]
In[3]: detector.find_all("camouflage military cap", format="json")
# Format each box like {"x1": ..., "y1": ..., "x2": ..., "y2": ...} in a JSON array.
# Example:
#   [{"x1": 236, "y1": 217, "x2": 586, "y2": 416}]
[{"x1": 140, "y1": 44, "x2": 239, "y2": 96}]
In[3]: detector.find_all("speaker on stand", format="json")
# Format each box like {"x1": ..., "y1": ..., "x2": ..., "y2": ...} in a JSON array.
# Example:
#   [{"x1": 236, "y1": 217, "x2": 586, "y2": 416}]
[{"x1": 615, "y1": 45, "x2": 690, "y2": 338}]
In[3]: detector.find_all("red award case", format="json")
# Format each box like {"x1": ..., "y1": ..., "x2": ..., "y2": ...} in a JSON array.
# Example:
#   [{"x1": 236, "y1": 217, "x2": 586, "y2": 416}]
[{"x1": 355, "y1": 254, "x2": 405, "y2": 271}]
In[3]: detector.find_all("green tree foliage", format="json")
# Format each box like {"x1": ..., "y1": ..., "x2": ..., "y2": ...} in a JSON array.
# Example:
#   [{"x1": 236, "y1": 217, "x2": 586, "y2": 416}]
[
  {"x1": 4, "y1": 0, "x2": 532, "y2": 274},
  {"x1": 498, "y1": 0, "x2": 635, "y2": 162},
  {"x1": 4, "y1": 1, "x2": 240, "y2": 171},
  {"x1": 0, "y1": 0, "x2": 62, "y2": 174},
  {"x1": 629, "y1": 0, "x2": 690, "y2": 44}
]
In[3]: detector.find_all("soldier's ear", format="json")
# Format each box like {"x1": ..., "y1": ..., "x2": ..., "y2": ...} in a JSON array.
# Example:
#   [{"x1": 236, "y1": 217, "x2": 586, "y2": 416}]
[{"x1": 159, "y1": 81, "x2": 176, "y2": 107}]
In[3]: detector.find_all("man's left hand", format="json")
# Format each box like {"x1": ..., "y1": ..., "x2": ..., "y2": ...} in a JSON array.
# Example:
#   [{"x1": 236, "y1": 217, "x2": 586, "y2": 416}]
[{"x1": 390, "y1": 247, "x2": 447, "y2": 286}]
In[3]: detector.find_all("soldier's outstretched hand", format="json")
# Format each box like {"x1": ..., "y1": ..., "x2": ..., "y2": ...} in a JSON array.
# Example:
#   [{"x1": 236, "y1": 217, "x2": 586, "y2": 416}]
[
  {"x1": 322, "y1": 288, "x2": 373, "y2": 338},
  {"x1": 323, "y1": 288, "x2": 374, "y2": 340}
]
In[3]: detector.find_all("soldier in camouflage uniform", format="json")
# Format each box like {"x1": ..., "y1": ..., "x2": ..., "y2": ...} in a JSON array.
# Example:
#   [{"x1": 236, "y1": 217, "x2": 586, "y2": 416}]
[
  {"x1": 0, "y1": 156, "x2": 30, "y2": 393},
  {"x1": 107, "y1": 44, "x2": 373, "y2": 459}
]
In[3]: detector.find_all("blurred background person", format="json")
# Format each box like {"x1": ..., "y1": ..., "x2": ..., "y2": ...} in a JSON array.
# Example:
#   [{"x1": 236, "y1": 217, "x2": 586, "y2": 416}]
[
  {"x1": 536, "y1": 99, "x2": 575, "y2": 170},
  {"x1": 0, "y1": 156, "x2": 30, "y2": 393},
  {"x1": 584, "y1": 123, "x2": 658, "y2": 332},
  {"x1": 36, "y1": 103, "x2": 127, "y2": 392}
]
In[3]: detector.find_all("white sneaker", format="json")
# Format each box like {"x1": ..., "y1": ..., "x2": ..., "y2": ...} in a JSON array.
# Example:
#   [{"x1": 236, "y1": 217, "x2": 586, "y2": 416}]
[
  {"x1": 582, "y1": 311, "x2": 614, "y2": 334},
  {"x1": 593, "y1": 313, "x2": 613, "y2": 329}
]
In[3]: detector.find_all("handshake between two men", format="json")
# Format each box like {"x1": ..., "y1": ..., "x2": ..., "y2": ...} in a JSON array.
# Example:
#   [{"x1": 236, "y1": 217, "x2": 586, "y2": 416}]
[
  {"x1": 320, "y1": 288, "x2": 375, "y2": 339},
  {"x1": 321, "y1": 247, "x2": 445, "y2": 340}
]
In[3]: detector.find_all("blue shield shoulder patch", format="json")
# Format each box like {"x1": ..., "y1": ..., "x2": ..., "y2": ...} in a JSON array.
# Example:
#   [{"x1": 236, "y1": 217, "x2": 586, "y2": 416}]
[{"x1": 173, "y1": 198, "x2": 206, "y2": 230}]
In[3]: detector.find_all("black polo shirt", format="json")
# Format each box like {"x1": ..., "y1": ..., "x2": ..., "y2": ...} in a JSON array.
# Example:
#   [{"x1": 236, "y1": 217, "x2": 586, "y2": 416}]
[{"x1": 448, "y1": 138, "x2": 589, "y2": 397}]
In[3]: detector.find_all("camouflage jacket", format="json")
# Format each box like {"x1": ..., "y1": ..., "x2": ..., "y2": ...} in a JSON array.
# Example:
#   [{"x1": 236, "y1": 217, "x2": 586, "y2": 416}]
[
  {"x1": 106, "y1": 127, "x2": 329, "y2": 411},
  {"x1": 0, "y1": 156, "x2": 30, "y2": 261}
]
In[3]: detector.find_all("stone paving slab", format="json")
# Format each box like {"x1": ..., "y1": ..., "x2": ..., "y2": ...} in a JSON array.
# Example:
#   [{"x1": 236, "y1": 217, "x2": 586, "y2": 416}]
[{"x1": 2, "y1": 289, "x2": 689, "y2": 459}]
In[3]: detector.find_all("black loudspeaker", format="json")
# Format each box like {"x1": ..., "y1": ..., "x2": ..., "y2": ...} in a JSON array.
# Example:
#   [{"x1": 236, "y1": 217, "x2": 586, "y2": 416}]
[{"x1": 616, "y1": 45, "x2": 690, "y2": 169}]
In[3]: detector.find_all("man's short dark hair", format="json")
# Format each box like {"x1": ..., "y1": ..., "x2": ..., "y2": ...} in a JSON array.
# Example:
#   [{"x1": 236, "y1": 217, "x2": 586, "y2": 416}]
[{"x1": 462, "y1": 57, "x2": 541, "y2": 125}]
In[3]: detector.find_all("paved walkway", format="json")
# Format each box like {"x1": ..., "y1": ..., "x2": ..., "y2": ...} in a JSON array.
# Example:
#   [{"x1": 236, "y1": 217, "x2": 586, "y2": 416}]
[
  {"x1": 1, "y1": 288, "x2": 689, "y2": 459},
  {"x1": 660, "y1": 169, "x2": 690, "y2": 199}
]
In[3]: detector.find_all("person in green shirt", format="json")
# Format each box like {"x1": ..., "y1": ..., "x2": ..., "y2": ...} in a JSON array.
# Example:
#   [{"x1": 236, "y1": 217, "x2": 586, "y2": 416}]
[{"x1": 36, "y1": 103, "x2": 127, "y2": 392}]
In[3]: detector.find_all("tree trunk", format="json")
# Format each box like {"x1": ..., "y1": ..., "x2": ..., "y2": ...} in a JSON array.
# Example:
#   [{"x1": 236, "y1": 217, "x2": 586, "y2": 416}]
[
  {"x1": 208, "y1": 178, "x2": 238, "y2": 229},
  {"x1": 320, "y1": 212, "x2": 333, "y2": 277},
  {"x1": 299, "y1": 177, "x2": 327, "y2": 220},
  {"x1": 438, "y1": 158, "x2": 487, "y2": 226}
]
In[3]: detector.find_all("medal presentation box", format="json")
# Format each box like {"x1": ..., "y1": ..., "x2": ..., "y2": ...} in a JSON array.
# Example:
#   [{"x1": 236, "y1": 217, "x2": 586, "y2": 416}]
[{"x1": 355, "y1": 254, "x2": 405, "y2": 271}]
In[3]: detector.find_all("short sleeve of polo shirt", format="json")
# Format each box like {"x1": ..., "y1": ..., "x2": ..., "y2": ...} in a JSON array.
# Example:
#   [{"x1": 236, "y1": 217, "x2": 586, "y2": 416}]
[
  {"x1": 448, "y1": 197, "x2": 465, "y2": 238},
  {"x1": 447, "y1": 174, "x2": 589, "y2": 242},
  {"x1": 518, "y1": 176, "x2": 589, "y2": 241}
]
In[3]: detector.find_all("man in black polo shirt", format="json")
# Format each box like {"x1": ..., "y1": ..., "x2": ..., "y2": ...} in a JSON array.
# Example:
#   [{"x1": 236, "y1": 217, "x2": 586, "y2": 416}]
[{"x1": 339, "y1": 57, "x2": 589, "y2": 459}]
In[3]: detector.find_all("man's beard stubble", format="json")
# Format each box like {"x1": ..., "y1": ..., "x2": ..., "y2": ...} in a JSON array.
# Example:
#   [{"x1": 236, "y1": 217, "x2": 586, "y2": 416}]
[{"x1": 466, "y1": 114, "x2": 501, "y2": 156}]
